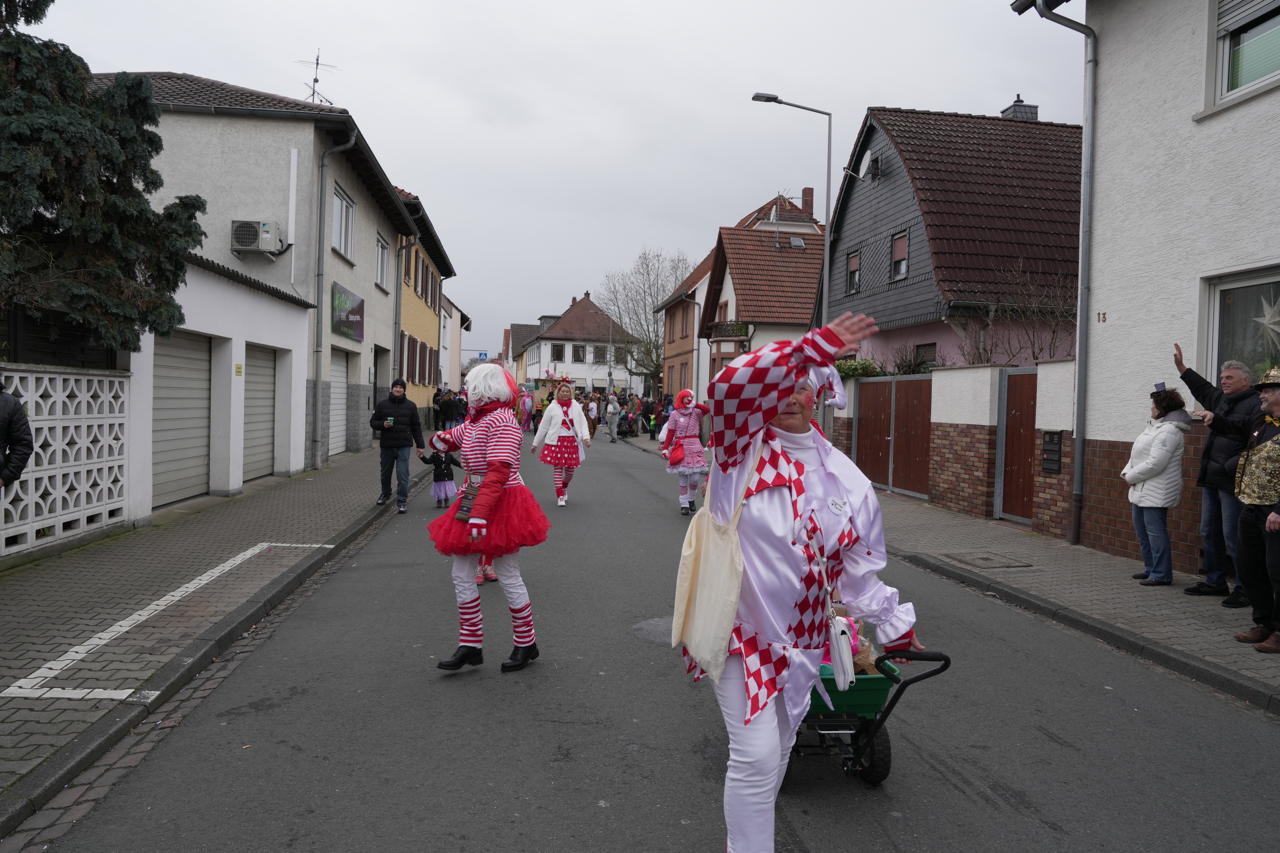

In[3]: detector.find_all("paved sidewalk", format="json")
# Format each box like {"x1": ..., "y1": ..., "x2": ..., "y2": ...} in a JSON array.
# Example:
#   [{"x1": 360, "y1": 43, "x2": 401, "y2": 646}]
[
  {"x1": 622, "y1": 436, "x2": 1280, "y2": 715},
  {"x1": 0, "y1": 449, "x2": 429, "y2": 836}
]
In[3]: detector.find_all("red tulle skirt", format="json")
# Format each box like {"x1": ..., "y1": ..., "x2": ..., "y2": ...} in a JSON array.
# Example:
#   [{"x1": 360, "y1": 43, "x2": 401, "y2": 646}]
[{"x1": 428, "y1": 483, "x2": 550, "y2": 557}]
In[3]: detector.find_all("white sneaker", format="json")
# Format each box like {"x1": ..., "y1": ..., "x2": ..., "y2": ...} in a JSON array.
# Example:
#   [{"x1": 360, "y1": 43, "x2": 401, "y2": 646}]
[{"x1": 557, "y1": 496, "x2": 567, "y2": 507}]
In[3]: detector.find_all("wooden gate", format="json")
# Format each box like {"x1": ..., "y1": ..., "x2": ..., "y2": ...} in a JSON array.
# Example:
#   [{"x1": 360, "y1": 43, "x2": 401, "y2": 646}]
[
  {"x1": 855, "y1": 375, "x2": 931, "y2": 498},
  {"x1": 995, "y1": 368, "x2": 1037, "y2": 523}
]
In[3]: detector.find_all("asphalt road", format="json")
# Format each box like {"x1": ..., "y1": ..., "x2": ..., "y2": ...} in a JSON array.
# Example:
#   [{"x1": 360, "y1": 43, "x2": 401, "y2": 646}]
[{"x1": 48, "y1": 437, "x2": 1280, "y2": 852}]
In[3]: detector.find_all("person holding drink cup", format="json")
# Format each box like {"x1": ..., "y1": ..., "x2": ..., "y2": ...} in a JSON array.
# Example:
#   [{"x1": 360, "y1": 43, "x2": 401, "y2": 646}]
[{"x1": 370, "y1": 378, "x2": 427, "y2": 513}]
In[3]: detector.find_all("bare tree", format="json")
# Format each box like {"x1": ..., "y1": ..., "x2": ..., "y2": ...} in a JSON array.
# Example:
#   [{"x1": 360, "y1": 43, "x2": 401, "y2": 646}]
[
  {"x1": 951, "y1": 260, "x2": 1076, "y2": 365},
  {"x1": 596, "y1": 248, "x2": 691, "y2": 391}
]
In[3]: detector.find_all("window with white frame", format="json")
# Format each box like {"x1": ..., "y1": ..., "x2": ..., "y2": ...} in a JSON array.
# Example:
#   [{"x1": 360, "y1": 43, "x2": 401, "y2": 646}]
[
  {"x1": 374, "y1": 236, "x2": 389, "y2": 291},
  {"x1": 846, "y1": 251, "x2": 861, "y2": 294},
  {"x1": 1216, "y1": 2, "x2": 1280, "y2": 102},
  {"x1": 332, "y1": 185, "x2": 355, "y2": 258},
  {"x1": 890, "y1": 233, "x2": 908, "y2": 280},
  {"x1": 1214, "y1": 274, "x2": 1280, "y2": 378}
]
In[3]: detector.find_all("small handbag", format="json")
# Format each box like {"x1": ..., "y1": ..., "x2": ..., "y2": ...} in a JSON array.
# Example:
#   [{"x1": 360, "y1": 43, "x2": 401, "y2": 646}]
[
  {"x1": 666, "y1": 440, "x2": 686, "y2": 466},
  {"x1": 826, "y1": 595, "x2": 856, "y2": 692}
]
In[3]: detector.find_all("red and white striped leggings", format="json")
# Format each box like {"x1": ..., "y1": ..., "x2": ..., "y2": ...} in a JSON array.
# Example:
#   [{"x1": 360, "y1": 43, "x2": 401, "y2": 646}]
[
  {"x1": 553, "y1": 466, "x2": 575, "y2": 496},
  {"x1": 451, "y1": 553, "x2": 535, "y2": 648}
]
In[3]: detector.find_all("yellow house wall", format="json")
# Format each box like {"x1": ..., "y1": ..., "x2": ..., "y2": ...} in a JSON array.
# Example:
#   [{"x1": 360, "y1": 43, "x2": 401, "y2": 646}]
[{"x1": 399, "y1": 239, "x2": 442, "y2": 408}]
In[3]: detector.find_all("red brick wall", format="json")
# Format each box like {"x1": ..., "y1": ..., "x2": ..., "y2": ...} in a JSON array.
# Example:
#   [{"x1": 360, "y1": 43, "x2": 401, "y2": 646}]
[
  {"x1": 832, "y1": 416, "x2": 853, "y2": 456},
  {"x1": 1033, "y1": 431, "x2": 1074, "y2": 538},
  {"x1": 929, "y1": 423, "x2": 997, "y2": 518},
  {"x1": 1080, "y1": 428, "x2": 1205, "y2": 576}
]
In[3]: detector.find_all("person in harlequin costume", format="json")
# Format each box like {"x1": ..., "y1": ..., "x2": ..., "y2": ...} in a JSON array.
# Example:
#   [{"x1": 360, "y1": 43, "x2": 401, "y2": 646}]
[
  {"x1": 530, "y1": 382, "x2": 591, "y2": 506},
  {"x1": 428, "y1": 363, "x2": 550, "y2": 673},
  {"x1": 658, "y1": 388, "x2": 710, "y2": 515},
  {"x1": 680, "y1": 313, "x2": 923, "y2": 853}
]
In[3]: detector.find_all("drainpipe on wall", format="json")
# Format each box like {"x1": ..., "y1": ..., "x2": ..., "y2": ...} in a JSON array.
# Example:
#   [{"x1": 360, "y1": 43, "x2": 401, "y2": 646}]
[
  {"x1": 311, "y1": 127, "x2": 359, "y2": 472},
  {"x1": 1031, "y1": 0, "x2": 1097, "y2": 545}
]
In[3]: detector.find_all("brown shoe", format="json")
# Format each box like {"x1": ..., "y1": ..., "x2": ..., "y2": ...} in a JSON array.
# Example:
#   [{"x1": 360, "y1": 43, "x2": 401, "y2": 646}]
[
  {"x1": 1234, "y1": 625, "x2": 1272, "y2": 644},
  {"x1": 1255, "y1": 632, "x2": 1280, "y2": 654}
]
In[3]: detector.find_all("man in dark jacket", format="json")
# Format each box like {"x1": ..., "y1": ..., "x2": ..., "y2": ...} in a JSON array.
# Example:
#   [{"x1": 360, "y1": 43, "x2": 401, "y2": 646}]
[
  {"x1": 370, "y1": 378, "x2": 426, "y2": 513},
  {"x1": 1, "y1": 384, "x2": 34, "y2": 492},
  {"x1": 1176, "y1": 344, "x2": 1261, "y2": 605}
]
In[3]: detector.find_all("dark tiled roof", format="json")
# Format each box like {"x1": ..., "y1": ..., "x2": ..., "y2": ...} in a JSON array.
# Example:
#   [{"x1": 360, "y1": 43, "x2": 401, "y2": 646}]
[
  {"x1": 537, "y1": 293, "x2": 636, "y2": 343},
  {"x1": 869, "y1": 107, "x2": 1081, "y2": 305},
  {"x1": 509, "y1": 323, "x2": 541, "y2": 355},
  {"x1": 93, "y1": 71, "x2": 350, "y2": 116},
  {"x1": 704, "y1": 226, "x2": 824, "y2": 327},
  {"x1": 183, "y1": 253, "x2": 314, "y2": 308}
]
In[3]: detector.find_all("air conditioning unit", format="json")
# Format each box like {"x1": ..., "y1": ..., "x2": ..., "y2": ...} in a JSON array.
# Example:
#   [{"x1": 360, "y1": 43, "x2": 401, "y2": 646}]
[{"x1": 230, "y1": 220, "x2": 285, "y2": 254}]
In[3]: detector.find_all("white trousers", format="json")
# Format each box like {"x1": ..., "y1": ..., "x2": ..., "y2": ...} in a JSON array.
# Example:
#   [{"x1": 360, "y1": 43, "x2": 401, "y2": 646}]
[
  {"x1": 713, "y1": 655, "x2": 799, "y2": 853},
  {"x1": 451, "y1": 553, "x2": 529, "y2": 608}
]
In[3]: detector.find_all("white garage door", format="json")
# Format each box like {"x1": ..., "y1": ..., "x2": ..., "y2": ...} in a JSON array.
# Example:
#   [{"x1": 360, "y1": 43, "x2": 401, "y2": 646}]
[
  {"x1": 243, "y1": 345, "x2": 276, "y2": 481},
  {"x1": 153, "y1": 331, "x2": 211, "y2": 507},
  {"x1": 328, "y1": 350, "x2": 348, "y2": 456}
]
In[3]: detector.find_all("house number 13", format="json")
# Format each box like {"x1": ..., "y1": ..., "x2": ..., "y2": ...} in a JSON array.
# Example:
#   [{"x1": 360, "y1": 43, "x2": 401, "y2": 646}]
[{"x1": 1096, "y1": 312, "x2": 1107, "y2": 323}]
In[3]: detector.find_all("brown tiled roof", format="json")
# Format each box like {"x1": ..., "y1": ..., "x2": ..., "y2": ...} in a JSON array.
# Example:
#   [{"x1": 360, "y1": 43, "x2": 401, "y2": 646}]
[
  {"x1": 537, "y1": 293, "x2": 637, "y2": 343},
  {"x1": 868, "y1": 107, "x2": 1081, "y2": 305},
  {"x1": 509, "y1": 323, "x2": 541, "y2": 355},
  {"x1": 93, "y1": 71, "x2": 350, "y2": 116},
  {"x1": 703, "y1": 226, "x2": 825, "y2": 328},
  {"x1": 394, "y1": 185, "x2": 456, "y2": 279},
  {"x1": 735, "y1": 194, "x2": 808, "y2": 228}
]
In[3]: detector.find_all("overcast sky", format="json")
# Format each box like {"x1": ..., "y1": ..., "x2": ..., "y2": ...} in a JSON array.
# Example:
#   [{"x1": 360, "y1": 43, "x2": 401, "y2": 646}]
[{"x1": 33, "y1": 0, "x2": 1086, "y2": 357}]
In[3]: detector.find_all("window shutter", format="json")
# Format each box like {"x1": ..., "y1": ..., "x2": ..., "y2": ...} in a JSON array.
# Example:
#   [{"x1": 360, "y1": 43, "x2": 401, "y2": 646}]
[
  {"x1": 418, "y1": 342, "x2": 428, "y2": 385},
  {"x1": 399, "y1": 331, "x2": 407, "y2": 378},
  {"x1": 1219, "y1": 0, "x2": 1280, "y2": 36}
]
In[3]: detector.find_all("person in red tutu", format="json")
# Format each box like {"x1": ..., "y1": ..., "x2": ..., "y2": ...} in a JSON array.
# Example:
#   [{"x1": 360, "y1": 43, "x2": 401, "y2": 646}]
[
  {"x1": 531, "y1": 382, "x2": 591, "y2": 506},
  {"x1": 428, "y1": 363, "x2": 550, "y2": 673}
]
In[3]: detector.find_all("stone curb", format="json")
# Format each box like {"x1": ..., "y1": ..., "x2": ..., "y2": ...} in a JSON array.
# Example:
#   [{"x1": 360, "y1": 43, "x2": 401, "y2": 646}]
[
  {"x1": 892, "y1": 549, "x2": 1280, "y2": 716},
  {"x1": 0, "y1": 467, "x2": 429, "y2": 839}
]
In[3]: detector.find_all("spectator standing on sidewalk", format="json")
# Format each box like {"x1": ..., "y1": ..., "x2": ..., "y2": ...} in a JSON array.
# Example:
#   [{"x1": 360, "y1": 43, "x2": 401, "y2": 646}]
[
  {"x1": 641, "y1": 397, "x2": 657, "y2": 440},
  {"x1": 1122, "y1": 384, "x2": 1192, "y2": 587},
  {"x1": 1, "y1": 383, "x2": 34, "y2": 493},
  {"x1": 605, "y1": 393, "x2": 620, "y2": 443},
  {"x1": 1175, "y1": 344, "x2": 1260, "y2": 606},
  {"x1": 1211, "y1": 367, "x2": 1280, "y2": 653},
  {"x1": 370, "y1": 378, "x2": 426, "y2": 513}
]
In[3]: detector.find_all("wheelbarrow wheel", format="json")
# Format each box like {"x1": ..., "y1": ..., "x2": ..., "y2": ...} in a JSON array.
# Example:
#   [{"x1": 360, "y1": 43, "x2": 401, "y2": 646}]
[{"x1": 854, "y1": 723, "x2": 891, "y2": 786}]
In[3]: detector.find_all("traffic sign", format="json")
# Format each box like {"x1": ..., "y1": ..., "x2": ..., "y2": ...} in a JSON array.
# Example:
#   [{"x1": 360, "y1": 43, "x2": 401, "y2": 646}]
[{"x1": 478, "y1": 352, "x2": 488, "y2": 360}]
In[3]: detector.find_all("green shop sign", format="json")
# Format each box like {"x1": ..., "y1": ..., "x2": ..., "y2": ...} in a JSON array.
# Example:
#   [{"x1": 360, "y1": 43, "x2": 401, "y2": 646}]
[{"x1": 332, "y1": 283, "x2": 364, "y2": 342}]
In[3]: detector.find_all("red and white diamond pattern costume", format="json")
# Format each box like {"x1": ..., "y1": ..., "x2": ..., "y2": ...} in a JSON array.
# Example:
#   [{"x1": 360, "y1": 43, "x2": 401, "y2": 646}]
[{"x1": 687, "y1": 326, "x2": 915, "y2": 728}]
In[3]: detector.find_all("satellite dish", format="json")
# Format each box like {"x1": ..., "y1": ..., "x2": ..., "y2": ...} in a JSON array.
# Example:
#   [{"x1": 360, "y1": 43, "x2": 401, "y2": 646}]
[{"x1": 856, "y1": 150, "x2": 872, "y2": 180}]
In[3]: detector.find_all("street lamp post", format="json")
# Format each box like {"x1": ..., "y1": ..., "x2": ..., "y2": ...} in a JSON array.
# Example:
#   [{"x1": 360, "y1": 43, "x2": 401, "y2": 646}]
[{"x1": 753, "y1": 92, "x2": 833, "y2": 429}]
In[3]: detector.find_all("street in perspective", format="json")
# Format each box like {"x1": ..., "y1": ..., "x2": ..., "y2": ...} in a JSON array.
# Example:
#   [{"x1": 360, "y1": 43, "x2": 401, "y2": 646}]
[{"x1": 4, "y1": 1, "x2": 1280, "y2": 851}]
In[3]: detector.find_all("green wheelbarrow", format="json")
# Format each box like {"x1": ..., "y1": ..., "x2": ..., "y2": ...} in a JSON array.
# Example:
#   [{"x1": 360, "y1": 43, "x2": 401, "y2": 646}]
[{"x1": 792, "y1": 650, "x2": 951, "y2": 786}]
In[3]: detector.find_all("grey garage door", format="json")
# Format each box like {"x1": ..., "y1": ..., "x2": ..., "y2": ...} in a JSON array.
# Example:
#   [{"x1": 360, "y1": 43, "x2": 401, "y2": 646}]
[
  {"x1": 328, "y1": 350, "x2": 348, "y2": 456},
  {"x1": 153, "y1": 331, "x2": 211, "y2": 507},
  {"x1": 243, "y1": 344, "x2": 276, "y2": 481}
]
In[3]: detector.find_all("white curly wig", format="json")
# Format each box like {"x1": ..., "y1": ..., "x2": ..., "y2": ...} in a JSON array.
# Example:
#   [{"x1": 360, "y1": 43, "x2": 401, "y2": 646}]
[{"x1": 465, "y1": 363, "x2": 517, "y2": 405}]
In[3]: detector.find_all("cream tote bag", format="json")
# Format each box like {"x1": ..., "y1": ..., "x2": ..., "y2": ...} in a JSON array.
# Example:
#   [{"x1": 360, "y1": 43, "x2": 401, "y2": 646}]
[{"x1": 670, "y1": 442, "x2": 761, "y2": 683}]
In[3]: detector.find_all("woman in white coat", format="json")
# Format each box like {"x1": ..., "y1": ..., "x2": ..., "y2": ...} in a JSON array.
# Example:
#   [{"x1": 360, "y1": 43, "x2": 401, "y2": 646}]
[
  {"x1": 531, "y1": 382, "x2": 591, "y2": 506},
  {"x1": 1122, "y1": 385, "x2": 1192, "y2": 586}
]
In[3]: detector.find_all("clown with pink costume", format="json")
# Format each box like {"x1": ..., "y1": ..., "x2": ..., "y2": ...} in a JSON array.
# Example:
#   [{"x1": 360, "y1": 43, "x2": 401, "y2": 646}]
[
  {"x1": 658, "y1": 388, "x2": 711, "y2": 515},
  {"x1": 428, "y1": 363, "x2": 550, "y2": 674}
]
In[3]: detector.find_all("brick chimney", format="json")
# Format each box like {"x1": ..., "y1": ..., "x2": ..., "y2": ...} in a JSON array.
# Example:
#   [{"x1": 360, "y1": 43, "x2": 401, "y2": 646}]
[
  {"x1": 1001, "y1": 94, "x2": 1039, "y2": 121},
  {"x1": 583, "y1": 290, "x2": 590, "y2": 300},
  {"x1": 801, "y1": 187, "x2": 813, "y2": 217},
  {"x1": 571, "y1": 296, "x2": 577, "y2": 305}
]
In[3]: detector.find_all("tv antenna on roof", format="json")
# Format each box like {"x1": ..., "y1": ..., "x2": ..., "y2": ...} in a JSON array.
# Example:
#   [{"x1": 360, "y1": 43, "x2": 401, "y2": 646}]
[{"x1": 295, "y1": 50, "x2": 339, "y2": 104}]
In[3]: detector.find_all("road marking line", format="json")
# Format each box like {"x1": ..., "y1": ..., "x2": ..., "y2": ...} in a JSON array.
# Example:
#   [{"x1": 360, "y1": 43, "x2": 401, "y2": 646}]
[{"x1": 0, "y1": 542, "x2": 331, "y2": 700}]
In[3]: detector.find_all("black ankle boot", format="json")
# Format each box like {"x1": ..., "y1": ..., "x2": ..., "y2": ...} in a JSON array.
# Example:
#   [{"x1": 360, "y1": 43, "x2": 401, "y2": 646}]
[
  {"x1": 437, "y1": 645, "x2": 483, "y2": 670},
  {"x1": 500, "y1": 643, "x2": 540, "y2": 672},
  {"x1": 687, "y1": 498, "x2": 696, "y2": 512}
]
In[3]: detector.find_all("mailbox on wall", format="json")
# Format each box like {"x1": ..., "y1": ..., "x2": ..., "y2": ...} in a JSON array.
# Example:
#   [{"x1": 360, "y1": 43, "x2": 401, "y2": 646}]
[{"x1": 1041, "y1": 431, "x2": 1063, "y2": 474}]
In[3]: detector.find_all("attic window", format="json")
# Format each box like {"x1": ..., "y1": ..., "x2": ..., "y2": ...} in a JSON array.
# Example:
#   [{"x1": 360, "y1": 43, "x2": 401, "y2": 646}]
[
  {"x1": 891, "y1": 232, "x2": 908, "y2": 280},
  {"x1": 789, "y1": 236, "x2": 806, "y2": 249}
]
